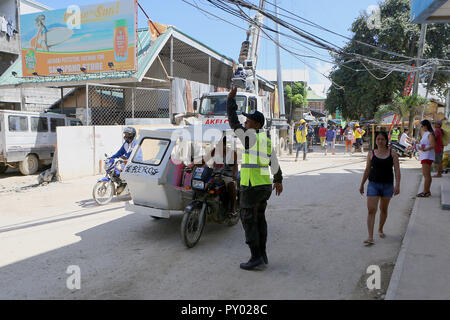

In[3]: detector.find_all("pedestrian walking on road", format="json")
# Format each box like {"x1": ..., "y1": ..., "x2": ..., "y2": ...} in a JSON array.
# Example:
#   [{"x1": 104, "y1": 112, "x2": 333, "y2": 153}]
[
  {"x1": 417, "y1": 120, "x2": 436, "y2": 197},
  {"x1": 324, "y1": 126, "x2": 336, "y2": 155},
  {"x1": 295, "y1": 119, "x2": 307, "y2": 161},
  {"x1": 354, "y1": 124, "x2": 365, "y2": 152},
  {"x1": 227, "y1": 86, "x2": 283, "y2": 270},
  {"x1": 344, "y1": 125, "x2": 354, "y2": 154},
  {"x1": 319, "y1": 123, "x2": 327, "y2": 150},
  {"x1": 432, "y1": 120, "x2": 444, "y2": 178},
  {"x1": 335, "y1": 125, "x2": 341, "y2": 143},
  {"x1": 360, "y1": 131, "x2": 400, "y2": 245}
]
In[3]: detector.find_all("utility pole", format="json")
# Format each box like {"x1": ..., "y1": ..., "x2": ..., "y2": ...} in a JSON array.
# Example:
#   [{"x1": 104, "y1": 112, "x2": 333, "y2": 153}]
[
  {"x1": 412, "y1": 24, "x2": 427, "y2": 138},
  {"x1": 412, "y1": 24, "x2": 427, "y2": 96},
  {"x1": 274, "y1": 0, "x2": 285, "y2": 119}
]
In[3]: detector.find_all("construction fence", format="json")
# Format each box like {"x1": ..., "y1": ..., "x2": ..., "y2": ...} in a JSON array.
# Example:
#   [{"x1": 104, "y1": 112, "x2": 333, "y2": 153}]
[{"x1": 85, "y1": 83, "x2": 170, "y2": 125}]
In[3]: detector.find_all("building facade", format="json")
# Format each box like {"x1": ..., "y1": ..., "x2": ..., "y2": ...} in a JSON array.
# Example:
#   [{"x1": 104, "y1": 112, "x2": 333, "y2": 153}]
[{"x1": 0, "y1": 0, "x2": 67, "y2": 112}]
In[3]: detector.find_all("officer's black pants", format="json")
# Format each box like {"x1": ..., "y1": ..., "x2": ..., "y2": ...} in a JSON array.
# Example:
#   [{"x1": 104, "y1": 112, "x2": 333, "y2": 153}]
[
  {"x1": 239, "y1": 185, "x2": 272, "y2": 257},
  {"x1": 240, "y1": 203, "x2": 268, "y2": 257}
]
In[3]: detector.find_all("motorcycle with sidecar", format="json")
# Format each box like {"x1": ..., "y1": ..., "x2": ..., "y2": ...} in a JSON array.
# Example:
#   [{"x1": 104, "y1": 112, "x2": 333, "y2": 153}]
[{"x1": 121, "y1": 124, "x2": 241, "y2": 248}]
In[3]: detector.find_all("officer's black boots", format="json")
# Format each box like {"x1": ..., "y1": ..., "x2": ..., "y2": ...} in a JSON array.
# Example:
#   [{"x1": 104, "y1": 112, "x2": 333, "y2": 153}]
[
  {"x1": 240, "y1": 246, "x2": 264, "y2": 270},
  {"x1": 261, "y1": 251, "x2": 268, "y2": 264},
  {"x1": 240, "y1": 256, "x2": 264, "y2": 270}
]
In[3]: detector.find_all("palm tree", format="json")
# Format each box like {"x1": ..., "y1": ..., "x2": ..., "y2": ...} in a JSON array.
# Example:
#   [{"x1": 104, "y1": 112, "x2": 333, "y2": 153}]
[
  {"x1": 403, "y1": 94, "x2": 429, "y2": 136},
  {"x1": 374, "y1": 93, "x2": 428, "y2": 136}
]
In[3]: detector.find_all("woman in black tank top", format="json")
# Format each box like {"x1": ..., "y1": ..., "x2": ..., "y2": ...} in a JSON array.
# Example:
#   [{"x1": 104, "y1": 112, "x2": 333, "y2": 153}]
[{"x1": 359, "y1": 131, "x2": 401, "y2": 245}]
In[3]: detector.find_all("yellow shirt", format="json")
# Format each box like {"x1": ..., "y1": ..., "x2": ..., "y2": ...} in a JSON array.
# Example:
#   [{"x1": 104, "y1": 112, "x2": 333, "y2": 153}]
[
  {"x1": 354, "y1": 128, "x2": 365, "y2": 139},
  {"x1": 296, "y1": 126, "x2": 307, "y2": 143}
]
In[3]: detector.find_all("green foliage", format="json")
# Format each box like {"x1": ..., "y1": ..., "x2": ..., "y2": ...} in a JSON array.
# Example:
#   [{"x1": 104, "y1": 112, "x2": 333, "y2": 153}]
[
  {"x1": 284, "y1": 82, "x2": 308, "y2": 120},
  {"x1": 374, "y1": 93, "x2": 428, "y2": 134},
  {"x1": 325, "y1": 0, "x2": 449, "y2": 120}
]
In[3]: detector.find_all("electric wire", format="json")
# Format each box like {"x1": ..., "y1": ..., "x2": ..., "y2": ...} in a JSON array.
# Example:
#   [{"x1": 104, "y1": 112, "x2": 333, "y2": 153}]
[{"x1": 204, "y1": 0, "x2": 447, "y2": 77}]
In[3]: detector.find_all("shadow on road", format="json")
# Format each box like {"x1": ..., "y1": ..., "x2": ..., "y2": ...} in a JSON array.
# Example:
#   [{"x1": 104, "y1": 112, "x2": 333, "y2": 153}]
[
  {"x1": 0, "y1": 164, "x2": 423, "y2": 299},
  {"x1": 76, "y1": 194, "x2": 131, "y2": 209},
  {"x1": 0, "y1": 204, "x2": 125, "y2": 234}
]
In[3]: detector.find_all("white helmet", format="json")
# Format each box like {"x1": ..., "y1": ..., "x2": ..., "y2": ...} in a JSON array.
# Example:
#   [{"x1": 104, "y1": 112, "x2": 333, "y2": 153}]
[{"x1": 123, "y1": 127, "x2": 136, "y2": 143}]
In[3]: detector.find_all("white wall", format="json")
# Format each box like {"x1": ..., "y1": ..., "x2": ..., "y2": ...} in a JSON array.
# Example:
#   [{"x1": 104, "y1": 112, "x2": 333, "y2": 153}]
[
  {"x1": 57, "y1": 126, "x2": 94, "y2": 181},
  {"x1": 57, "y1": 125, "x2": 124, "y2": 181},
  {"x1": 56, "y1": 124, "x2": 179, "y2": 181},
  {"x1": 93, "y1": 126, "x2": 124, "y2": 174}
]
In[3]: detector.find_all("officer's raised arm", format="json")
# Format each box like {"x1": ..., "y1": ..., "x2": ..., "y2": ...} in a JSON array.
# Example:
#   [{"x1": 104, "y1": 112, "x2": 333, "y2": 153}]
[{"x1": 227, "y1": 87, "x2": 257, "y2": 150}]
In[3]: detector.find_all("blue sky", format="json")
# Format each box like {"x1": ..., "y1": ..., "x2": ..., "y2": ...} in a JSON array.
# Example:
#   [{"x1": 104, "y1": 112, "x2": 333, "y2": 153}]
[{"x1": 37, "y1": 0, "x2": 381, "y2": 88}]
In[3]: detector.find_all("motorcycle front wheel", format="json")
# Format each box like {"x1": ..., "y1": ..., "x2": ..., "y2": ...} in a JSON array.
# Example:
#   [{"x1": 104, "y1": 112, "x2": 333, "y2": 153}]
[
  {"x1": 93, "y1": 180, "x2": 115, "y2": 205},
  {"x1": 181, "y1": 204, "x2": 206, "y2": 248}
]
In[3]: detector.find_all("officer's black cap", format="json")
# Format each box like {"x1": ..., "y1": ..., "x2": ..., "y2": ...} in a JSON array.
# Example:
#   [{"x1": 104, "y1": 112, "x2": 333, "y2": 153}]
[{"x1": 242, "y1": 111, "x2": 265, "y2": 127}]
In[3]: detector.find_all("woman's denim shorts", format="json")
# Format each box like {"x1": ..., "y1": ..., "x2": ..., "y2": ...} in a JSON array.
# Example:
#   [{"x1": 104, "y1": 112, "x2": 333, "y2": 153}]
[{"x1": 367, "y1": 181, "x2": 394, "y2": 197}]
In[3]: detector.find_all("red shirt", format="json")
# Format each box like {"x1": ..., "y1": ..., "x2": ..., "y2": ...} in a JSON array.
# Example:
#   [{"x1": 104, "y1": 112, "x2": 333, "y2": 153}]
[
  {"x1": 319, "y1": 127, "x2": 327, "y2": 137},
  {"x1": 434, "y1": 128, "x2": 444, "y2": 154}
]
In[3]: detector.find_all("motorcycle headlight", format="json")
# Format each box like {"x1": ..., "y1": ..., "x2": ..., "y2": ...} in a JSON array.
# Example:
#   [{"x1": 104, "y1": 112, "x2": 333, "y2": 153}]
[{"x1": 191, "y1": 180, "x2": 205, "y2": 190}]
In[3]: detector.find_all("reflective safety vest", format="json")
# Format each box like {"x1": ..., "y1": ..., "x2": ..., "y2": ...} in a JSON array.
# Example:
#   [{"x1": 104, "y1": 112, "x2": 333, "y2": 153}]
[
  {"x1": 391, "y1": 129, "x2": 400, "y2": 141},
  {"x1": 296, "y1": 126, "x2": 307, "y2": 143},
  {"x1": 240, "y1": 131, "x2": 272, "y2": 187}
]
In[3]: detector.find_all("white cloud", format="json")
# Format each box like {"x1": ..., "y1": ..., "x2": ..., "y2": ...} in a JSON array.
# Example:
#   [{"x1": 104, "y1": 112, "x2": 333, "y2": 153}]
[{"x1": 311, "y1": 61, "x2": 333, "y2": 92}]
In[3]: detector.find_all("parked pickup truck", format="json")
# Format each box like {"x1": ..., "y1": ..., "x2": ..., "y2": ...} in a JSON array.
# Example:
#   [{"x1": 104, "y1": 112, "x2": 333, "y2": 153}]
[{"x1": 0, "y1": 110, "x2": 82, "y2": 175}]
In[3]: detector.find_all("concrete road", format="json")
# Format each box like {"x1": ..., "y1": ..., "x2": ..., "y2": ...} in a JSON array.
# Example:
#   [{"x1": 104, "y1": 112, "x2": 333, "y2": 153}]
[{"x1": 0, "y1": 145, "x2": 422, "y2": 299}]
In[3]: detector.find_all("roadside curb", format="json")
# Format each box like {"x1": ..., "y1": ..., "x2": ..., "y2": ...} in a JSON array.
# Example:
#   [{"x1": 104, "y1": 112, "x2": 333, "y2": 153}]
[{"x1": 384, "y1": 176, "x2": 424, "y2": 300}]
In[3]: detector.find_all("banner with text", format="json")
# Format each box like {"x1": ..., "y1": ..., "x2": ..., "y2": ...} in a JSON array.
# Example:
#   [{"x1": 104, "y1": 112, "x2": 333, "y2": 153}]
[{"x1": 20, "y1": 0, "x2": 137, "y2": 77}]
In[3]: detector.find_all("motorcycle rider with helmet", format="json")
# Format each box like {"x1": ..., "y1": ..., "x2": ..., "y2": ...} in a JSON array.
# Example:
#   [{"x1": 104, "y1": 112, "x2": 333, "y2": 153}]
[
  {"x1": 110, "y1": 127, "x2": 141, "y2": 194},
  {"x1": 111, "y1": 127, "x2": 138, "y2": 161}
]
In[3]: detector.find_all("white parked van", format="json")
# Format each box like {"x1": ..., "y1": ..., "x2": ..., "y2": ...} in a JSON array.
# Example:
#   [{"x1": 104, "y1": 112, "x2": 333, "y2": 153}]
[{"x1": 0, "y1": 110, "x2": 82, "y2": 175}]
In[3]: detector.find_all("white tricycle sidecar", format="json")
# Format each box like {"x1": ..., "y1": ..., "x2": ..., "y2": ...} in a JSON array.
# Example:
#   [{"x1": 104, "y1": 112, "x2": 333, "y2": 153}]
[{"x1": 122, "y1": 124, "x2": 242, "y2": 246}]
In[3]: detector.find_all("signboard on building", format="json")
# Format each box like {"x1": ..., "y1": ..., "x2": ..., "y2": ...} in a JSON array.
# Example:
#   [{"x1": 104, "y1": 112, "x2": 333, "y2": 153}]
[{"x1": 20, "y1": 0, "x2": 137, "y2": 77}]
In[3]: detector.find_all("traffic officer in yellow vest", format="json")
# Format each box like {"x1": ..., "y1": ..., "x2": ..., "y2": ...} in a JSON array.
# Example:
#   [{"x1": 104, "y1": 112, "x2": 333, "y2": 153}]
[
  {"x1": 391, "y1": 125, "x2": 400, "y2": 143},
  {"x1": 227, "y1": 86, "x2": 283, "y2": 270}
]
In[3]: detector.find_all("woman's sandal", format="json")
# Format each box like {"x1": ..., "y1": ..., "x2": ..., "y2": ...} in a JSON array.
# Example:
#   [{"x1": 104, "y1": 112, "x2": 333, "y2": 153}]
[
  {"x1": 416, "y1": 192, "x2": 431, "y2": 198},
  {"x1": 364, "y1": 239, "x2": 375, "y2": 246}
]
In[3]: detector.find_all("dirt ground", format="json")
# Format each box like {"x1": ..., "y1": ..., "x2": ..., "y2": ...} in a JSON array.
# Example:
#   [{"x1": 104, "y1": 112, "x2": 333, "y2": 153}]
[
  {"x1": 0, "y1": 144, "x2": 422, "y2": 299},
  {"x1": 0, "y1": 167, "x2": 42, "y2": 194}
]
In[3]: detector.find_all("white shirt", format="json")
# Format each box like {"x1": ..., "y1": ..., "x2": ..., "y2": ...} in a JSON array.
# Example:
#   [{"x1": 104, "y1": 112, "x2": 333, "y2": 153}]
[
  {"x1": 418, "y1": 131, "x2": 435, "y2": 161},
  {"x1": 399, "y1": 133, "x2": 410, "y2": 147}
]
